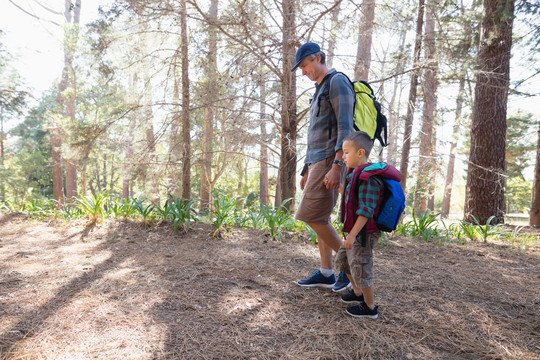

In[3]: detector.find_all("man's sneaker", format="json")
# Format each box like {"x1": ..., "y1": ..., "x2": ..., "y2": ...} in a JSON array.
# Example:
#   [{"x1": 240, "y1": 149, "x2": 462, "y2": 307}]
[
  {"x1": 340, "y1": 289, "x2": 364, "y2": 303},
  {"x1": 332, "y1": 272, "x2": 352, "y2": 292},
  {"x1": 346, "y1": 302, "x2": 379, "y2": 319},
  {"x1": 296, "y1": 270, "x2": 335, "y2": 288}
]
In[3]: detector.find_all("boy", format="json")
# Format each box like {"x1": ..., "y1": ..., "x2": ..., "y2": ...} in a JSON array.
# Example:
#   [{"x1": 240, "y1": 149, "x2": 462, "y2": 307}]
[{"x1": 334, "y1": 131, "x2": 401, "y2": 319}]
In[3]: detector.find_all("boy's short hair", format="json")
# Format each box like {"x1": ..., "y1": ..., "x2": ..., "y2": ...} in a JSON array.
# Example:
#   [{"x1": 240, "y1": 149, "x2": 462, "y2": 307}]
[{"x1": 344, "y1": 131, "x2": 374, "y2": 157}]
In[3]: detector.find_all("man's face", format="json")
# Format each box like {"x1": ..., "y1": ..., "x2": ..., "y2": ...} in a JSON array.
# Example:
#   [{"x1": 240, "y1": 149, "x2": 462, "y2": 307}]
[{"x1": 298, "y1": 55, "x2": 318, "y2": 81}]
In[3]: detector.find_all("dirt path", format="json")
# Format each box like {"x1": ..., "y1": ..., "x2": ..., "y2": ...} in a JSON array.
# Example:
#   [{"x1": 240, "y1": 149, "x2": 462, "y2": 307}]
[{"x1": 0, "y1": 214, "x2": 539, "y2": 359}]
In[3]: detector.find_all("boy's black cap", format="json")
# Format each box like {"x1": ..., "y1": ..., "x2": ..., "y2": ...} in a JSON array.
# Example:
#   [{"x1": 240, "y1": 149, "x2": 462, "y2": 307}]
[{"x1": 291, "y1": 42, "x2": 321, "y2": 72}]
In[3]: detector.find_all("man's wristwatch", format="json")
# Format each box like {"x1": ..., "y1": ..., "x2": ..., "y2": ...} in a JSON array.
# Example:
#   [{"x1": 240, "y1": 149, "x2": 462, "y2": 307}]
[{"x1": 333, "y1": 160, "x2": 345, "y2": 167}]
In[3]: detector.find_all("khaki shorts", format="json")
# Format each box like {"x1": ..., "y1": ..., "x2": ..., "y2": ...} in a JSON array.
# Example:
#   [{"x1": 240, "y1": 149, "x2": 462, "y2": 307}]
[
  {"x1": 334, "y1": 231, "x2": 381, "y2": 288},
  {"x1": 295, "y1": 157, "x2": 339, "y2": 225}
]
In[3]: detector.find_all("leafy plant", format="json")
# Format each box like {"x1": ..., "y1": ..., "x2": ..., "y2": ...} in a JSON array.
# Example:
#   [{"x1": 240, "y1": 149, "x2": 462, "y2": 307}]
[
  {"x1": 152, "y1": 200, "x2": 175, "y2": 220},
  {"x1": 62, "y1": 205, "x2": 84, "y2": 220},
  {"x1": 410, "y1": 209, "x2": 440, "y2": 242},
  {"x1": 73, "y1": 191, "x2": 109, "y2": 224},
  {"x1": 504, "y1": 225, "x2": 526, "y2": 243},
  {"x1": 246, "y1": 208, "x2": 266, "y2": 230},
  {"x1": 259, "y1": 198, "x2": 293, "y2": 241},
  {"x1": 108, "y1": 197, "x2": 131, "y2": 219},
  {"x1": 209, "y1": 190, "x2": 241, "y2": 237},
  {"x1": 395, "y1": 221, "x2": 413, "y2": 237},
  {"x1": 458, "y1": 220, "x2": 477, "y2": 242},
  {"x1": 469, "y1": 214, "x2": 503, "y2": 243},
  {"x1": 131, "y1": 198, "x2": 157, "y2": 226},
  {"x1": 168, "y1": 196, "x2": 199, "y2": 232}
]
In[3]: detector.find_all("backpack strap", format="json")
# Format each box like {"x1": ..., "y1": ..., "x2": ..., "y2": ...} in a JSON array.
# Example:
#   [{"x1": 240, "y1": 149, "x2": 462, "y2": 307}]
[{"x1": 315, "y1": 71, "x2": 353, "y2": 140}]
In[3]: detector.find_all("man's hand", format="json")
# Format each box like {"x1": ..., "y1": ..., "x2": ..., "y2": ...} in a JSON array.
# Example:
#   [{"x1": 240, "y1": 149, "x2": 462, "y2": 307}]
[
  {"x1": 300, "y1": 172, "x2": 308, "y2": 190},
  {"x1": 324, "y1": 165, "x2": 341, "y2": 190}
]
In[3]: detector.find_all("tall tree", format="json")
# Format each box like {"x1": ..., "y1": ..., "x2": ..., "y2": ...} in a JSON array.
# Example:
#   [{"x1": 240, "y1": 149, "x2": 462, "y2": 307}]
[
  {"x1": 54, "y1": 0, "x2": 82, "y2": 205},
  {"x1": 259, "y1": 74, "x2": 269, "y2": 205},
  {"x1": 354, "y1": 0, "x2": 375, "y2": 80},
  {"x1": 280, "y1": 0, "x2": 297, "y2": 210},
  {"x1": 413, "y1": 0, "x2": 437, "y2": 213},
  {"x1": 399, "y1": 0, "x2": 425, "y2": 193},
  {"x1": 200, "y1": 0, "x2": 219, "y2": 211},
  {"x1": 180, "y1": 0, "x2": 191, "y2": 201},
  {"x1": 530, "y1": 120, "x2": 540, "y2": 225},
  {"x1": 325, "y1": 0, "x2": 341, "y2": 69},
  {"x1": 385, "y1": 21, "x2": 409, "y2": 167},
  {"x1": 441, "y1": 76, "x2": 466, "y2": 218},
  {"x1": 464, "y1": 0, "x2": 515, "y2": 224}
]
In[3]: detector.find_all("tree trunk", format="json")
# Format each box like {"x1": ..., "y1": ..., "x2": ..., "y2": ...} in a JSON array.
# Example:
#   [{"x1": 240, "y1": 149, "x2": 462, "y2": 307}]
[
  {"x1": 464, "y1": 0, "x2": 514, "y2": 225},
  {"x1": 399, "y1": 0, "x2": 424, "y2": 194},
  {"x1": 122, "y1": 73, "x2": 138, "y2": 199},
  {"x1": 279, "y1": 0, "x2": 297, "y2": 211},
  {"x1": 413, "y1": 1, "x2": 437, "y2": 214},
  {"x1": 0, "y1": 116, "x2": 5, "y2": 202},
  {"x1": 200, "y1": 0, "x2": 219, "y2": 212},
  {"x1": 64, "y1": 0, "x2": 81, "y2": 203},
  {"x1": 386, "y1": 29, "x2": 407, "y2": 167},
  {"x1": 325, "y1": 0, "x2": 341, "y2": 69},
  {"x1": 259, "y1": 78, "x2": 269, "y2": 205},
  {"x1": 354, "y1": 0, "x2": 375, "y2": 81},
  {"x1": 51, "y1": 126, "x2": 64, "y2": 206},
  {"x1": 54, "y1": 0, "x2": 82, "y2": 206},
  {"x1": 530, "y1": 120, "x2": 540, "y2": 225},
  {"x1": 168, "y1": 59, "x2": 181, "y2": 197},
  {"x1": 441, "y1": 77, "x2": 466, "y2": 218},
  {"x1": 180, "y1": 0, "x2": 191, "y2": 201}
]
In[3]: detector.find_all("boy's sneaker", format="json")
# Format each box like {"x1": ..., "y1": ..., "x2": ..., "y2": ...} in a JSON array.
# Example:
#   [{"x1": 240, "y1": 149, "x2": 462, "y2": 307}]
[
  {"x1": 332, "y1": 272, "x2": 352, "y2": 292},
  {"x1": 346, "y1": 302, "x2": 379, "y2": 319},
  {"x1": 340, "y1": 289, "x2": 364, "y2": 303},
  {"x1": 296, "y1": 270, "x2": 335, "y2": 288}
]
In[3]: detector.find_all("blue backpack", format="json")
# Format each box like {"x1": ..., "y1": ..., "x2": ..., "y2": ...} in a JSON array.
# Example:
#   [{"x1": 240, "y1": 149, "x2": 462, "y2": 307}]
[{"x1": 375, "y1": 178, "x2": 406, "y2": 232}]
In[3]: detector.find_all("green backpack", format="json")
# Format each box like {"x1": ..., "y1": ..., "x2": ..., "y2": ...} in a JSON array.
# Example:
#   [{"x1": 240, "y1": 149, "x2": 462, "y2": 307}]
[{"x1": 318, "y1": 71, "x2": 388, "y2": 147}]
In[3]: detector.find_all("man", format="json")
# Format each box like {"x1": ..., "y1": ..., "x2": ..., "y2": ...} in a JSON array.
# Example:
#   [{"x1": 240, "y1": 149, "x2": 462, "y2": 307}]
[{"x1": 292, "y1": 42, "x2": 355, "y2": 292}]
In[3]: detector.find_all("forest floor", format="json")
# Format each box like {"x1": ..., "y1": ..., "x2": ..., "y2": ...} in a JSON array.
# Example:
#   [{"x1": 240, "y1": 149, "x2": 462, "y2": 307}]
[{"x1": 0, "y1": 213, "x2": 539, "y2": 360}]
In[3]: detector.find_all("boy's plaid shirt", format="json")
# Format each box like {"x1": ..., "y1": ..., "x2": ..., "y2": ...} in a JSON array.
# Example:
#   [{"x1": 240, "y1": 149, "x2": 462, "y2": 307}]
[{"x1": 344, "y1": 170, "x2": 383, "y2": 219}]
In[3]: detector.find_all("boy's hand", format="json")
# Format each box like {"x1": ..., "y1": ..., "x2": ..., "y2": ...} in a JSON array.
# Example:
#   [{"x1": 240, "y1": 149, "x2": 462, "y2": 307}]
[
  {"x1": 300, "y1": 173, "x2": 308, "y2": 190},
  {"x1": 324, "y1": 166, "x2": 341, "y2": 189},
  {"x1": 344, "y1": 234, "x2": 355, "y2": 249}
]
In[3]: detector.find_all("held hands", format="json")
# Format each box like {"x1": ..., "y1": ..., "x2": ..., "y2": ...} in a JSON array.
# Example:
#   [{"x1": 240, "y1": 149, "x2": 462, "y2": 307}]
[
  {"x1": 344, "y1": 233, "x2": 355, "y2": 249},
  {"x1": 323, "y1": 166, "x2": 341, "y2": 190},
  {"x1": 300, "y1": 172, "x2": 308, "y2": 190}
]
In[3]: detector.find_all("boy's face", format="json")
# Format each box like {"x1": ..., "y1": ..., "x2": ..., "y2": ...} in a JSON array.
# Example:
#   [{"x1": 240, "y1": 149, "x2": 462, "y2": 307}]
[{"x1": 342, "y1": 140, "x2": 366, "y2": 169}]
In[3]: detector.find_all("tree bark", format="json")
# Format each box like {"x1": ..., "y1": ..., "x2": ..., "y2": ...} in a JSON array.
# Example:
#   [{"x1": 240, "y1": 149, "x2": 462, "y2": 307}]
[
  {"x1": 325, "y1": 0, "x2": 341, "y2": 69},
  {"x1": 464, "y1": 0, "x2": 514, "y2": 225},
  {"x1": 64, "y1": 0, "x2": 81, "y2": 203},
  {"x1": 168, "y1": 58, "x2": 181, "y2": 197},
  {"x1": 530, "y1": 120, "x2": 540, "y2": 225},
  {"x1": 399, "y1": 0, "x2": 425, "y2": 194},
  {"x1": 200, "y1": 0, "x2": 219, "y2": 212},
  {"x1": 54, "y1": 0, "x2": 81, "y2": 206},
  {"x1": 354, "y1": 0, "x2": 375, "y2": 81},
  {"x1": 122, "y1": 73, "x2": 138, "y2": 199},
  {"x1": 385, "y1": 29, "x2": 407, "y2": 167},
  {"x1": 414, "y1": 1, "x2": 437, "y2": 214},
  {"x1": 180, "y1": 0, "x2": 191, "y2": 201},
  {"x1": 259, "y1": 77, "x2": 269, "y2": 205},
  {"x1": 139, "y1": 20, "x2": 158, "y2": 201},
  {"x1": 279, "y1": 0, "x2": 297, "y2": 211},
  {"x1": 0, "y1": 115, "x2": 5, "y2": 202}
]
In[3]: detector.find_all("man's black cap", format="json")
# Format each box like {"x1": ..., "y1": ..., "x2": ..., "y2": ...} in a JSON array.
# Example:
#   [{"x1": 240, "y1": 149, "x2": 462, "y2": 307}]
[{"x1": 291, "y1": 42, "x2": 321, "y2": 72}]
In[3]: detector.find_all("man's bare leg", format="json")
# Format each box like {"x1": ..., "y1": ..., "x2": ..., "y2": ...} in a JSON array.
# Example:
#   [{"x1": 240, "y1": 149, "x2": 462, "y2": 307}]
[{"x1": 308, "y1": 222, "x2": 342, "y2": 269}]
